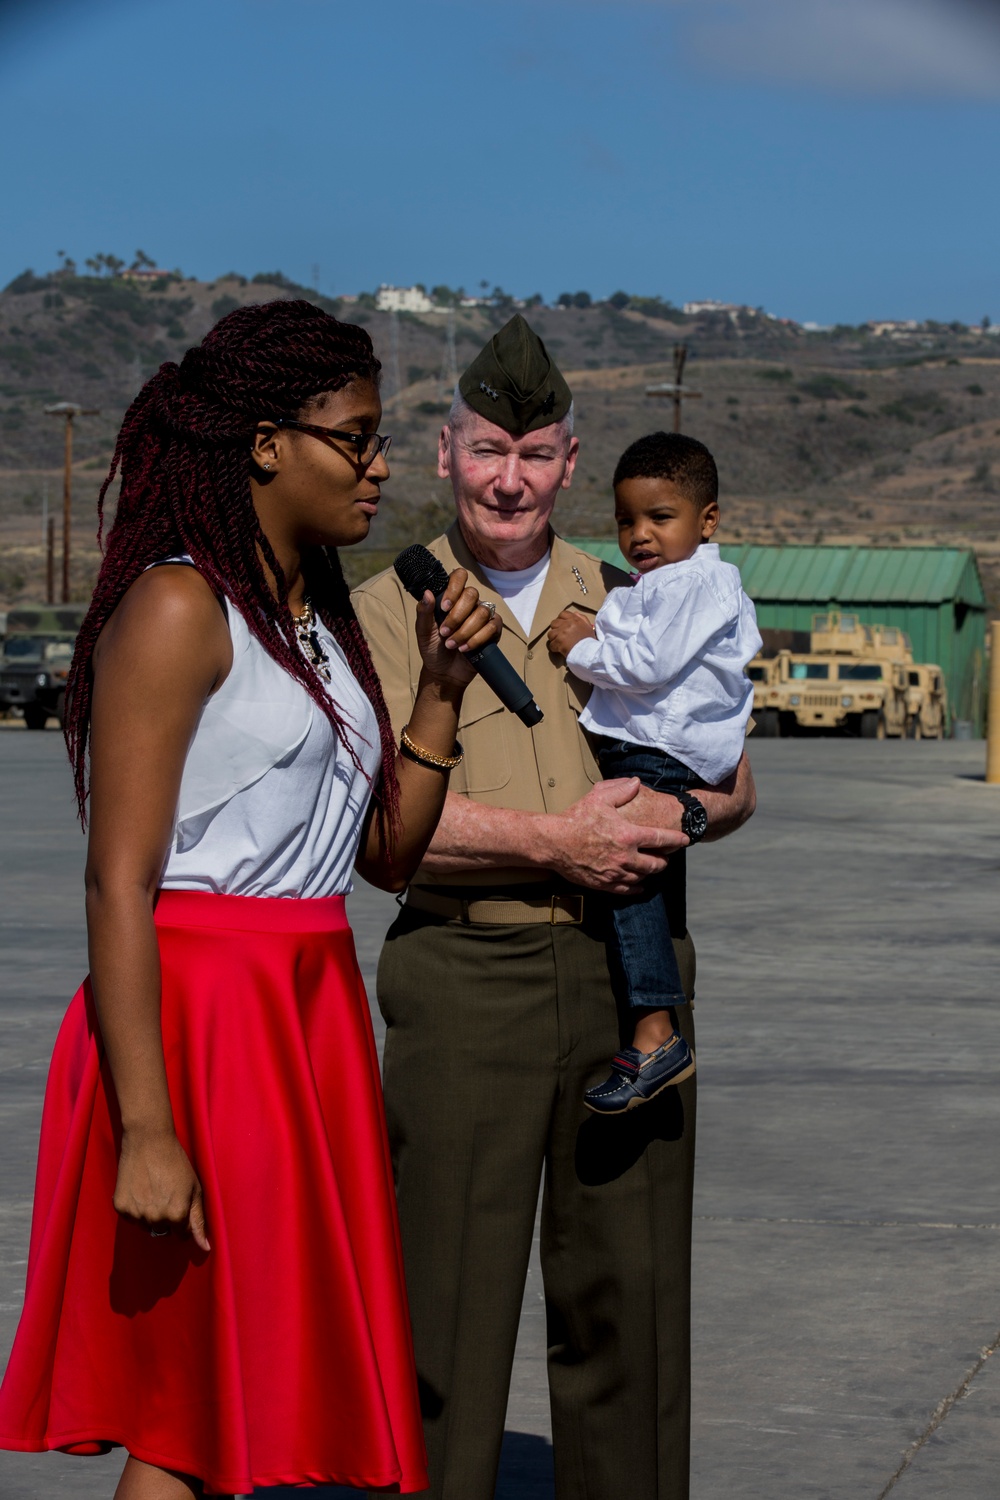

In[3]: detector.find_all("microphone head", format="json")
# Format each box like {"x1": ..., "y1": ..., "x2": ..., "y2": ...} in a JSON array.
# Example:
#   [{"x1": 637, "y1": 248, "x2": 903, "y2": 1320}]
[{"x1": 394, "y1": 544, "x2": 452, "y2": 602}]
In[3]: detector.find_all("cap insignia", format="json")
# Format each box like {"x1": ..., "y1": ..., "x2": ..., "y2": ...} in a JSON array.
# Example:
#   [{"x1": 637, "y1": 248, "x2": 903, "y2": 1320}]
[{"x1": 479, "y1": 380, "x2": 500, "y2": 402}]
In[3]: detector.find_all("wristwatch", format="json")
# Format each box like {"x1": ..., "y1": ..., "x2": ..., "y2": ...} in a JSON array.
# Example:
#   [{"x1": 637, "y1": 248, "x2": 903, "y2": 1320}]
[{"x1": 674, "y1": 789, "x2": 708, "y2": 844}]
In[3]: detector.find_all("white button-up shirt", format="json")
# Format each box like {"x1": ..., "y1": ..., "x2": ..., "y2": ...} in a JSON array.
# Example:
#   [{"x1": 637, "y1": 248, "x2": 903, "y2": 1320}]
[{"x1": 566, "y1": 543, "x2": 762, "y2": 786}]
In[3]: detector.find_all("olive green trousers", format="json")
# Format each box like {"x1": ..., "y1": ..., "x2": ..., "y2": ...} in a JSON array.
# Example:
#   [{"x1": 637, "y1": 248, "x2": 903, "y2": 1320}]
[{"x1": 375, "y1": 904, "x2": 697, "y2": 1500}]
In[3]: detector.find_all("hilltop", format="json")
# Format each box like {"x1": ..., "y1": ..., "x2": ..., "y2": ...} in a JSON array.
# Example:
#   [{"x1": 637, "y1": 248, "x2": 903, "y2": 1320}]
[{"x1": 1, "y1": 269, "x2": 998, "y2": 611}]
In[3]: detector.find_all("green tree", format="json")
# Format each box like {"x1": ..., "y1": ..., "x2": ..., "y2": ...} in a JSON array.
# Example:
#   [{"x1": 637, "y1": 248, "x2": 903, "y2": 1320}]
[{"x1": 431, "y1": 284, "x2": 463, "y2": 306}]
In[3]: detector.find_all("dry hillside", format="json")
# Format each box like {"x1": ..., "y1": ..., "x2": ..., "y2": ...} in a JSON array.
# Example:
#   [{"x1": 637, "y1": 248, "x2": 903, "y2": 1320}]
[{"x1": 1, "y1": 271, "x2": 997, "y2": 611}]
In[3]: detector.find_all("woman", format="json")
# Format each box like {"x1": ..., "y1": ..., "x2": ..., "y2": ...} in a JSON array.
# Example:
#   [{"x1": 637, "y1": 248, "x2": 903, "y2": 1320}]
[{"x1": 0, "y1": 300, "x2": 499, "y2": 1498}]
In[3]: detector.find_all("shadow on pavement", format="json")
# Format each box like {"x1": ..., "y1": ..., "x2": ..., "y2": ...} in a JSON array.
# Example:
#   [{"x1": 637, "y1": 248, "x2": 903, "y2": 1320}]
[{"x1": 254, "y1": 1430, "x2": 554, "y2": 1498}]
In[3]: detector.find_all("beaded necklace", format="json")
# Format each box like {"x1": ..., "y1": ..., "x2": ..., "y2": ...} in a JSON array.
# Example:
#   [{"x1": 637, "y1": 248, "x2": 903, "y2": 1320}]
[{"x1": 293, "y1": 599, "x2": 331, "y2": 683}]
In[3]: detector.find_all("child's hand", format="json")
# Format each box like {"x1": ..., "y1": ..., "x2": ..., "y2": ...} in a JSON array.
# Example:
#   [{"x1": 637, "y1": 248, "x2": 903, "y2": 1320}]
[{"x1": 547, "y1": 609, "x2": 596, "y2": 658}]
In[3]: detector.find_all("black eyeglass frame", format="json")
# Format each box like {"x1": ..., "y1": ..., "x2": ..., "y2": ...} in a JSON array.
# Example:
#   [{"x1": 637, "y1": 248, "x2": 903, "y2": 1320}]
[{"x1": 269, "y1": 418, "x2": 392, "y2": 465}]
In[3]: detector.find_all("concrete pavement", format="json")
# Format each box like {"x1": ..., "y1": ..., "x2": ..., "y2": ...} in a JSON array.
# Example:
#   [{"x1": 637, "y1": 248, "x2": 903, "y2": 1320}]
[{"x1": 0, "y1": 730, "x2": 998, "y2": 1498}]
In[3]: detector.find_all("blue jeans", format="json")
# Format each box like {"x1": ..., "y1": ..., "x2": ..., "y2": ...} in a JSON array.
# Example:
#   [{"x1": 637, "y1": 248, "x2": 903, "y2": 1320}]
[{"x1": 596, "y1": 738, "x2": 702, "y2": 1013}]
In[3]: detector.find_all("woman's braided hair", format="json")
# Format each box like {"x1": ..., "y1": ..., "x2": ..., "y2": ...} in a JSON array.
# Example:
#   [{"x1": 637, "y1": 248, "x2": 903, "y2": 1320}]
[{"x1": 65, "y1": 298, "x2": 400, "y2": 837}]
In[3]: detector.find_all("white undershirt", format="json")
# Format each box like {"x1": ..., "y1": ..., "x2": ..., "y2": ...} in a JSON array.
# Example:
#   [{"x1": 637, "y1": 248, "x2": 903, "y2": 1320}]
[{"x1": 479, "y1": 551, "x2": 551, "y2": 637}]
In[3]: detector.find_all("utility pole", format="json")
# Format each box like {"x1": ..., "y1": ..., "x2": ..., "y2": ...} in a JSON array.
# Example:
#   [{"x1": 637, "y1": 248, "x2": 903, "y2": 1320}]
[
  {"x1": 44, "y1": 402, "x2": 99, "y2": 603},
  {"x1": 987, "y1": 620, "x2": 1000, "y2": 784},
  {"x1": 388, "y1": 309, "x2": 402, "y2": 406},
  {"x1": 440, "y1": 304, "x2": 458, "y2": 395},
  {"x1": 46, "y1": 517, "x2": 55, "y2": 603},
  {"x1": 645, "y1": 343, "x2": 702, "y2": 432}
]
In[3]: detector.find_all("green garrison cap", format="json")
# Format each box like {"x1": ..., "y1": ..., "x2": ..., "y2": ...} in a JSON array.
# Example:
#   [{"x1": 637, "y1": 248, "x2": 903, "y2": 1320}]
[{"x1": 458, "y1": 314, "x2": 572, "y2": 435}]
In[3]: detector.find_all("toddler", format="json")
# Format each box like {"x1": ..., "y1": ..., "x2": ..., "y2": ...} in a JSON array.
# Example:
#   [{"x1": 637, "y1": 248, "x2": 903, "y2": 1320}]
[{"x1": 547, "y1": 432, "x2": 761, "y2": 1114}]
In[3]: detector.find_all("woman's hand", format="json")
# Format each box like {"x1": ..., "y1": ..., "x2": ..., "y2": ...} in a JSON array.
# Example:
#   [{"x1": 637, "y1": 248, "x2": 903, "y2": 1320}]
[
  {"x1": 547, "y1": 608, "x2": 596, "y2": 658},
  {"x1": 357, "y1": 571, "x2": 502, "y2": 890},
  {"x1": 114, "y1": 1125, "x2": 211, "y2": 1251},
  {"x1": 414, "y1": 567, "x2": 502, "y2": 686}
]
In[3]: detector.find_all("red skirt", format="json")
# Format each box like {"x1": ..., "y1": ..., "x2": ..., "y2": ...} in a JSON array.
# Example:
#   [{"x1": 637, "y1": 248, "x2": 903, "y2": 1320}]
[{"x1": 0, "y1": 890, "x2": 428, "y2": 1495}]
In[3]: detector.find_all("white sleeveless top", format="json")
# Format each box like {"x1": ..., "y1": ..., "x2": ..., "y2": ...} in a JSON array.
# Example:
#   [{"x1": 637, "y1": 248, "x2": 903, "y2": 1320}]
[{"x1": 160, "y1": 592, "x2": 382, "y2": 900}]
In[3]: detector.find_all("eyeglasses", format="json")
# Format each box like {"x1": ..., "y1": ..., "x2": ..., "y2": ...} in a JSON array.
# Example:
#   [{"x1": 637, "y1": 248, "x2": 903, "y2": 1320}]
[{"x1": 272, "y1": 419, "x2": 392, "y2": 466}]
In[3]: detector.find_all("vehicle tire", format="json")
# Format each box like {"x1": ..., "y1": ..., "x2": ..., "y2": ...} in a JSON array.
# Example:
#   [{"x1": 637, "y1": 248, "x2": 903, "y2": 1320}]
[
  {"x1": 23, "y1": 704, "x2": 49, "y2": 731},
  {"x1": 906, "y1": 716, "x2": 922, "y2": 740},
  {"x1": 778, "y1": 711, "x2": 796, "y2": 738},
  {"x1": 54, "y1": 690, "x2": 66, "y2": 729},
  {"x1": 759, "y1": 708, "x2": 780, "y2": 738},
  {"x1": 860, "y1": 709, "x2": 885, "y2": 740}
]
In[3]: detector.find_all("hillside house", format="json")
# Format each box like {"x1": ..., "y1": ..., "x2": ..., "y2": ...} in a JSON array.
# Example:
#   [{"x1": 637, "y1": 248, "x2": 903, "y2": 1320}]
[{"x1": 375, "y1": 284, "x2": 434, "y2": 314}]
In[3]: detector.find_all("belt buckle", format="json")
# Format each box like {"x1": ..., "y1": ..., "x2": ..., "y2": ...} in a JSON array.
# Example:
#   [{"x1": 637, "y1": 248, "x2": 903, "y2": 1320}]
[{"x1": 550, "y1": 893, "x2": 584, "y2": 925}]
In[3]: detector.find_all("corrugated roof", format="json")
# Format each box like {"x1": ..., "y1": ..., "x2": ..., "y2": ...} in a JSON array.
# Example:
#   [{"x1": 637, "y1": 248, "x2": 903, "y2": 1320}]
[{"x1": 566, "y1": 540, "x2": 986, "y2": 607}]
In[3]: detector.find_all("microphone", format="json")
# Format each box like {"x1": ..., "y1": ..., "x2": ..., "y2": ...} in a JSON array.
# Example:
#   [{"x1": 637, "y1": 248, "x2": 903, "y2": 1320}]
[{"x1": 393, "y1": 545, "x2": 544, "y2": 728}]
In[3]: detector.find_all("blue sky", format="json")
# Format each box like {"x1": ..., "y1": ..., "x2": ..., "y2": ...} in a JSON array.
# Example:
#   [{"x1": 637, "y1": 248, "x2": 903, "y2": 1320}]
[{"x1": 2, "y1": 0, "x2": 998, "y2": 324}]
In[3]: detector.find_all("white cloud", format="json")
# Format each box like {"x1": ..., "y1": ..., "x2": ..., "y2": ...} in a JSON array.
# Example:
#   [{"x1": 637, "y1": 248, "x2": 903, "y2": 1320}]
[{"x1": 666, "y1": 0, "x2": 1000, "y2": 99}]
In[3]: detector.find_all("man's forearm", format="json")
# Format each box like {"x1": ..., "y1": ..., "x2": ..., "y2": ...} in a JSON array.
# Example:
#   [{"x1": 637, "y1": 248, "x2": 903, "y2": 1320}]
[
  {"x1": 702, "y1": 751, "x2": 756, "y2": 840},
  {"x1": 625, "y1": 751, "x2": 756, "y2": 843},
  {"x1": 419, "y1": 792, "x2": 560, "y2": 875}
]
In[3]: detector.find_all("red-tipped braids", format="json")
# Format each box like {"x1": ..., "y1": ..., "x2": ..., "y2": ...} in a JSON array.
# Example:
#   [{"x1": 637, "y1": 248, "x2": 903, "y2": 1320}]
[{"x1": 65, "y1": 299, "x2": 400, "y2": 839}]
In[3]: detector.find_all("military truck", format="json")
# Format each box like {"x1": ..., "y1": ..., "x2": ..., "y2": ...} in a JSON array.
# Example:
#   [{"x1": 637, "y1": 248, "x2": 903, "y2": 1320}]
[
  {"x1": 760, "y1": 649, "x2": 906, "y2": 738},
  {"x1": 756, "y1": 611, "x2": 942, "y2": 739},
  {"x1": 0, "y1": 604, "x2": 87, "y2": 729},
  {"x1": 904, "y1": 663, "x2": 947, "y2": 738},
  {"x1": 747, "y1": 654, "x2": 783, "y2": 735}
]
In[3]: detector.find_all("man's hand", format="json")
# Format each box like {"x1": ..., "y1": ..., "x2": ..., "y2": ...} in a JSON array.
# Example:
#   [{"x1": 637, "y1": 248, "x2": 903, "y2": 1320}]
[
  {"x1": 545, "y1": 778, "x2": 688, "y2": 894},
  {"x1": 547, "y1": 608, "x2": 596, "y2": 658}
]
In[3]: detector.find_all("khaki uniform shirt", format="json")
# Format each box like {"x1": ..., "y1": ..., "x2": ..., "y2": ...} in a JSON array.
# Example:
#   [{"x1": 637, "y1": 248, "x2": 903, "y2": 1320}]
[{"x1": 352, "y1": 523, "x2": 630, "y2": 889}]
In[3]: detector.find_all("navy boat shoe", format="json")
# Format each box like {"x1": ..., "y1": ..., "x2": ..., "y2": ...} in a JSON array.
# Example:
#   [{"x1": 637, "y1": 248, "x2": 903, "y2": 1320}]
[{"x1": 584, "y1": 1033, "x2": 696, "y2": 1115}]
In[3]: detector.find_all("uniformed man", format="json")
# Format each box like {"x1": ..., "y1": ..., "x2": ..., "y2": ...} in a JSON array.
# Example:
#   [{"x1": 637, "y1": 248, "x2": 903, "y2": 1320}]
[{"x1": 353, "y1": 315, "x2": 755, "y2": 1500}]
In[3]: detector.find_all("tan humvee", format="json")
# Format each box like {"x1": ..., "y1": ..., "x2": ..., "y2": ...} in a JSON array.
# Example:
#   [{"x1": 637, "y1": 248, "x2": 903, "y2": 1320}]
[
  {"x1": 767, "y1": 648, "x2": 907, "y2": 737},
  {"x1": 904, "y1": 663, "x2": 947, "y2": 738}
]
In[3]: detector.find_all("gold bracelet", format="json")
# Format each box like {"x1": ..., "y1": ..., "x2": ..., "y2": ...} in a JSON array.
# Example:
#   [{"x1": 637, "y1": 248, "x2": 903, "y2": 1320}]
[{"x1": 400, "y1": 724, "x2": 464, "y2": 772}]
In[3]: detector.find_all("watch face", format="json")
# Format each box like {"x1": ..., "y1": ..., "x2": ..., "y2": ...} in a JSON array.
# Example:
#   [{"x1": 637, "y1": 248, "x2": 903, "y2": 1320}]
[{"x1": 682, "y1": 801, "x2": 709, "y2": 841}]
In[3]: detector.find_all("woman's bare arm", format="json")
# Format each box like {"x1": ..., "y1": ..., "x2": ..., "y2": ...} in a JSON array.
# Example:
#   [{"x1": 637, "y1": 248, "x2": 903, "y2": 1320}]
[{"x1": 86, "y1": 567, "x2": 231, "y2": 1247}]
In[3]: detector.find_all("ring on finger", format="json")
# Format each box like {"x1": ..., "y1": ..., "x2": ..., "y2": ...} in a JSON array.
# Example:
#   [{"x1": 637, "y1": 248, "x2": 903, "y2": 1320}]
[
  {"x1": 149, "y1": 1228, "x2": 169, "y2": 1238},
  {"x1": 482, "y1": 601, "x2": 496, "y2": 621}
]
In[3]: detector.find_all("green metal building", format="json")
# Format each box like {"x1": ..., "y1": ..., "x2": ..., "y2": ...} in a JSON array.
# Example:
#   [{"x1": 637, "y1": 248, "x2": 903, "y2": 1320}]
[{"x1": 569, "y1": 541, "x2": 989, "y2": 733}]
